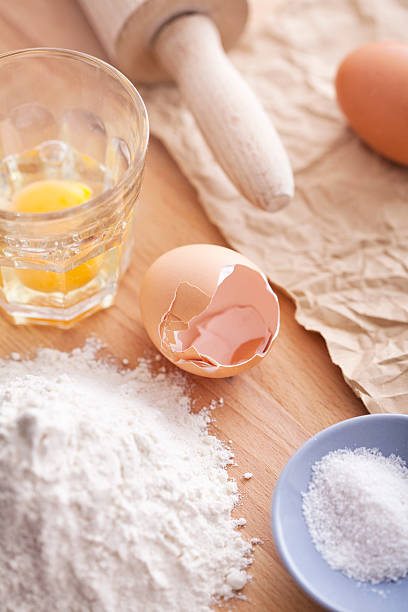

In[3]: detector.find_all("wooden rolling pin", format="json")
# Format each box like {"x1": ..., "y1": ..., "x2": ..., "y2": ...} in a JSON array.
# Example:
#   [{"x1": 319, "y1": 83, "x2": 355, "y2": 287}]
[{"x1": 78, "y1": 0, "x2": 294, "y2": 212}]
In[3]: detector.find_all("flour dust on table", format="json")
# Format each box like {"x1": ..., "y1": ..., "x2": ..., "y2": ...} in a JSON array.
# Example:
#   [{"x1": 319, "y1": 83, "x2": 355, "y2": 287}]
[{"x1": 0, "y1": 340, "x2": 254, "y2": 612}]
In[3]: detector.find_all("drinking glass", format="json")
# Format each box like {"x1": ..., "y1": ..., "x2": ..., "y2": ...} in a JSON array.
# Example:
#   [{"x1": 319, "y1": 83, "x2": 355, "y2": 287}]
[{"x1": 0, "y1": 48, "x2": 149, "y2": 327}]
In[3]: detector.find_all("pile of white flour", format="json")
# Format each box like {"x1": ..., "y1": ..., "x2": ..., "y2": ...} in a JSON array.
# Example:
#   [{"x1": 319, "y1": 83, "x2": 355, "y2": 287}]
[{"x1": 0, "y1": 341, "x2": 252, "y2": 611}]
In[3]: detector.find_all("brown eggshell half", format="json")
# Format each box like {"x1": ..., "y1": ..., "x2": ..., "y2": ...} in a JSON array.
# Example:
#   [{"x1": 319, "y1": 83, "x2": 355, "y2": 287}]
[
  {"x1": 139, "y1": 244, "x2": 280, "y2": 378},
  {"x1": 336, "y1": 41, "x2": 408, "y2": 166}
]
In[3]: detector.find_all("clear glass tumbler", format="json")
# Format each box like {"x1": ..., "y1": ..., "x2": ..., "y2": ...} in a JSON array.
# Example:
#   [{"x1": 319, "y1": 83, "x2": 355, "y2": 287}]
[{"x1": 0, "y1": 48, "x2": 148, "y2": 327}]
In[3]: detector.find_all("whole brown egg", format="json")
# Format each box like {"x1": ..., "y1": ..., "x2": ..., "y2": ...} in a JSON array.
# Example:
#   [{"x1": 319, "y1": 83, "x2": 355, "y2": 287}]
[{"x1": 336, "y1": 41, "x2": 408, "y2": 166}]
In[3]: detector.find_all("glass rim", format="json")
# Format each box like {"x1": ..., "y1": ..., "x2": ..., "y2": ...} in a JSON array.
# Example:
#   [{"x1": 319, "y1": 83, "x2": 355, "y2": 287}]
[{"x1": 0, "y1": 47, "x2": 149, "y2": 224}]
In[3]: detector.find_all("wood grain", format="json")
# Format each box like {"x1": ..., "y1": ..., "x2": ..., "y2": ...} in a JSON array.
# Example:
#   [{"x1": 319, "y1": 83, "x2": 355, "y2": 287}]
[{"x1": 0, "y1": 2, "x2": 365, "y2": 611}]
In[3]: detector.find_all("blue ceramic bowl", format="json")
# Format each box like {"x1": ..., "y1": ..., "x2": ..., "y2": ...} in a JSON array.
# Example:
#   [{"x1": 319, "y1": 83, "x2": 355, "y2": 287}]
[{"x1": 271, "y1": 414, "x2": 408, "y2": 612}]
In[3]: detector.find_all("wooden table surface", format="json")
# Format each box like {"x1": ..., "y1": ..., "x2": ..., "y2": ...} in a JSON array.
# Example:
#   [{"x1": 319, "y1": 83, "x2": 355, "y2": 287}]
[{"x1": 0, "y1": 2, "x2": 365, "y2": 611}]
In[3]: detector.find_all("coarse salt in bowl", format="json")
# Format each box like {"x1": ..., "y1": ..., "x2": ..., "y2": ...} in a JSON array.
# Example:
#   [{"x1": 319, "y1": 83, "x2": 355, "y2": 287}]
[{"x1": 271, "y1": 414, "x2": 408, "y2": 612}]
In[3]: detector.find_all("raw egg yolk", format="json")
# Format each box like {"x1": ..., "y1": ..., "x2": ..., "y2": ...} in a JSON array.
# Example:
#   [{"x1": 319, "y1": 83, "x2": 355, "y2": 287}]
[
  {"x1": 13, "y1": 180, "x2": 102, "y2": 293},
  {"x1": 13, "y1": 179, "x2": 92, "y2": 214}
]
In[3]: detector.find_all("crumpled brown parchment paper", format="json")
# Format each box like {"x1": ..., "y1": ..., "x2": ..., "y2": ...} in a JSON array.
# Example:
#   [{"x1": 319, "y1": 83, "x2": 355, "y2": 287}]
[{"x1": 141, "y1": 0, "x2": 408, "y2": 414}]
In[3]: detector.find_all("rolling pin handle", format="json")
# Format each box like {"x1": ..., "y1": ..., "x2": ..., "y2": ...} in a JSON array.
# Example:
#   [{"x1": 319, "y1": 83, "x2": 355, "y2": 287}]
[{"x1": 153, "y1": 13, "x2": 294, "y2": 212}]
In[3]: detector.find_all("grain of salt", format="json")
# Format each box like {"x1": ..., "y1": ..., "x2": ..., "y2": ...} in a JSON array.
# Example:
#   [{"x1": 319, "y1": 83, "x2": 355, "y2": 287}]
[{"x1": 302, "y1": 447, "x2": 408, "y2": 583}]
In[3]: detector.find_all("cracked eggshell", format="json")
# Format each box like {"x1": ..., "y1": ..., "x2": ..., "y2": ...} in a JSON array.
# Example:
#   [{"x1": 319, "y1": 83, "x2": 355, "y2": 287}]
[{"x1": 139, "y1": 244, "x2": 280, "y2": 378}]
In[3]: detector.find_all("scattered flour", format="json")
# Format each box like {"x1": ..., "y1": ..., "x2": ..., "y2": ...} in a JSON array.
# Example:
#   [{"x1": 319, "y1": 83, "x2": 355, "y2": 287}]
[
  {"x1": 225, "y1": 569, "x2": 247, "y2": 591},
  {"x1": 251, "y1": 538, "x2": 262, "y2": 546},
  {"x1": 0, "y1": 340, "x2": 253, "y2": 611},
  {"x1": 302, "y1": 447, "x2": 408, "y2": 584}
]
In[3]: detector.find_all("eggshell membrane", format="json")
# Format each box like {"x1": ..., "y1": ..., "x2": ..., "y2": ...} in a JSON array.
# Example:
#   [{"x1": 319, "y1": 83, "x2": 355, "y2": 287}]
[
  {"x1": 336, "y1": 41, "x2": 408, "y2": 166},
  {"x1": 139, "y1": 244, "x2": 280, "y2": 378}
]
